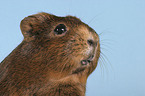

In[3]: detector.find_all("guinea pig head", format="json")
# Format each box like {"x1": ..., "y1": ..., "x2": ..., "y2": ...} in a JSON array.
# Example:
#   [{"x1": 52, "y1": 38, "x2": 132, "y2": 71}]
[{"x1": 20, "y1": 13, "x2": 100, "y2": 81}]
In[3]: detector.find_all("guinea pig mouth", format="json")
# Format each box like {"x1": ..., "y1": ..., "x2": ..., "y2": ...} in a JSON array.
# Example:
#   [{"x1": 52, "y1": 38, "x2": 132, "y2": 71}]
[
  {"x1": 81, "y1": 55, "x2": 94, "y2": 65},
  {"x1": 72, "y1": 55, "x2": 95, "y2": 74},
  {"x1": 72, "y1": 67, "x2": 86, "y2": 74}
]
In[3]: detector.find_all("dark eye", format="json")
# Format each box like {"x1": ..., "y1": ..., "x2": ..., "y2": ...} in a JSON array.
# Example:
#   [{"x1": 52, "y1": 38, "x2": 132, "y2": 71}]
[{"x1": 54, "y1": 24, "x2": 67, "y2": 35}]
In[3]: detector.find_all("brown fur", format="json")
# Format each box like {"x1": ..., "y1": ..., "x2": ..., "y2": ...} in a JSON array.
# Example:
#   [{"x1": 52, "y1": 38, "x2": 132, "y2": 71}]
[{"x1": 0, "y1": 12, "x2": 100, "y2": 96}]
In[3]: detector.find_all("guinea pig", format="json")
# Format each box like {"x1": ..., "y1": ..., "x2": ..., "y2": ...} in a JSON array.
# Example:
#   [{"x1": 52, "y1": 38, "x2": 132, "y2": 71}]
[{"x1": 0, "y1": 12, "x2": 100, "y2": 96}]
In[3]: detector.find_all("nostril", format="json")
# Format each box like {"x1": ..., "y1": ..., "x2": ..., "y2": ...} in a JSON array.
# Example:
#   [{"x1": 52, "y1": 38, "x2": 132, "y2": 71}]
[
  {"x1": 96, "y1": 42, "x2": 98, "y2": 47},
  {"x1": 87, "y1": 39, "x2": 94, "y2": 46}
]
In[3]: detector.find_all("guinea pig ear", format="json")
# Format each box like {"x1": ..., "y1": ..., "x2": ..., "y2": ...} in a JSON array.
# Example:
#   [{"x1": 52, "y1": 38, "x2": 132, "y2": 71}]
[
  {"x1": 20, "y1": 13, "x2": 52, "y2": 39},
  {"x1": 20, "y1": 15, "x2": 39, "y2": 38}
]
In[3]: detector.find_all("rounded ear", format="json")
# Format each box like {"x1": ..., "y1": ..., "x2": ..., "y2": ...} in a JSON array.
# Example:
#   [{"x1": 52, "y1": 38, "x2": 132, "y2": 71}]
[
  {"x1": 20, "y1": 15, "x2": 39, "y2": 38},
  {"x1": 20, "y1": 13, "x2": 52, "y2": 39}
]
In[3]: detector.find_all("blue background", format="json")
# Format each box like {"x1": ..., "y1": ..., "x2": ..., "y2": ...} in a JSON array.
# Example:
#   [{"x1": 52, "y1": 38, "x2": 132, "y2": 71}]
[{"x1": 0, "y1": 0, "x2": 145, "y2": 96}]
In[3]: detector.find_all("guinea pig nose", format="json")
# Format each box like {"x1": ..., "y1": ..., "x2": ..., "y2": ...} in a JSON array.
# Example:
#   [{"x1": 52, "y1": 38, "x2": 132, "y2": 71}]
[{"x1": 87, "y1": 39, "x2": 94, "y2": 46}]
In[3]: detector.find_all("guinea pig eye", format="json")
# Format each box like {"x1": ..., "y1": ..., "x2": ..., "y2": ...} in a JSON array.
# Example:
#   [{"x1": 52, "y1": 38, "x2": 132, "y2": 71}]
[{"x1": 54, "y1": 24, "x2": 67, "y2": 35}]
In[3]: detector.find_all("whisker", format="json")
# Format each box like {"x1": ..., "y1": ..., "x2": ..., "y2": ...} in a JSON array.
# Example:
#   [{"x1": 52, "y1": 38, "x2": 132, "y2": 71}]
[
  {"x1": 100, "y1": 39, "x2": 115, "y2": 43},
  {"x1": 97, "y1": 31, "x2": 115, "y2": 79},
  {"x1": 100, "y1": 43, "x2": 113, "y2": 51},
  {"x1": 98, "y1": 55, "x2": 106, "y2": 78},
  {"x1": 98, "y1": 29, "x2": 114, "y2": 36},
  {"x1": 60, "y1": 58, "x2": 69, "y2": 74},
  {"x1": 88, "y1": 14, "x2": 100, "y2": 24},
  {"x1": 87, "y1": 11, "x2": 105, "y2": 25},
  {"x1": 101, "y1": 52, "x2": 113, "y2": 70},
  {"x1": 101, "y1": 47, "x2": 112, "y2": 55}
]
